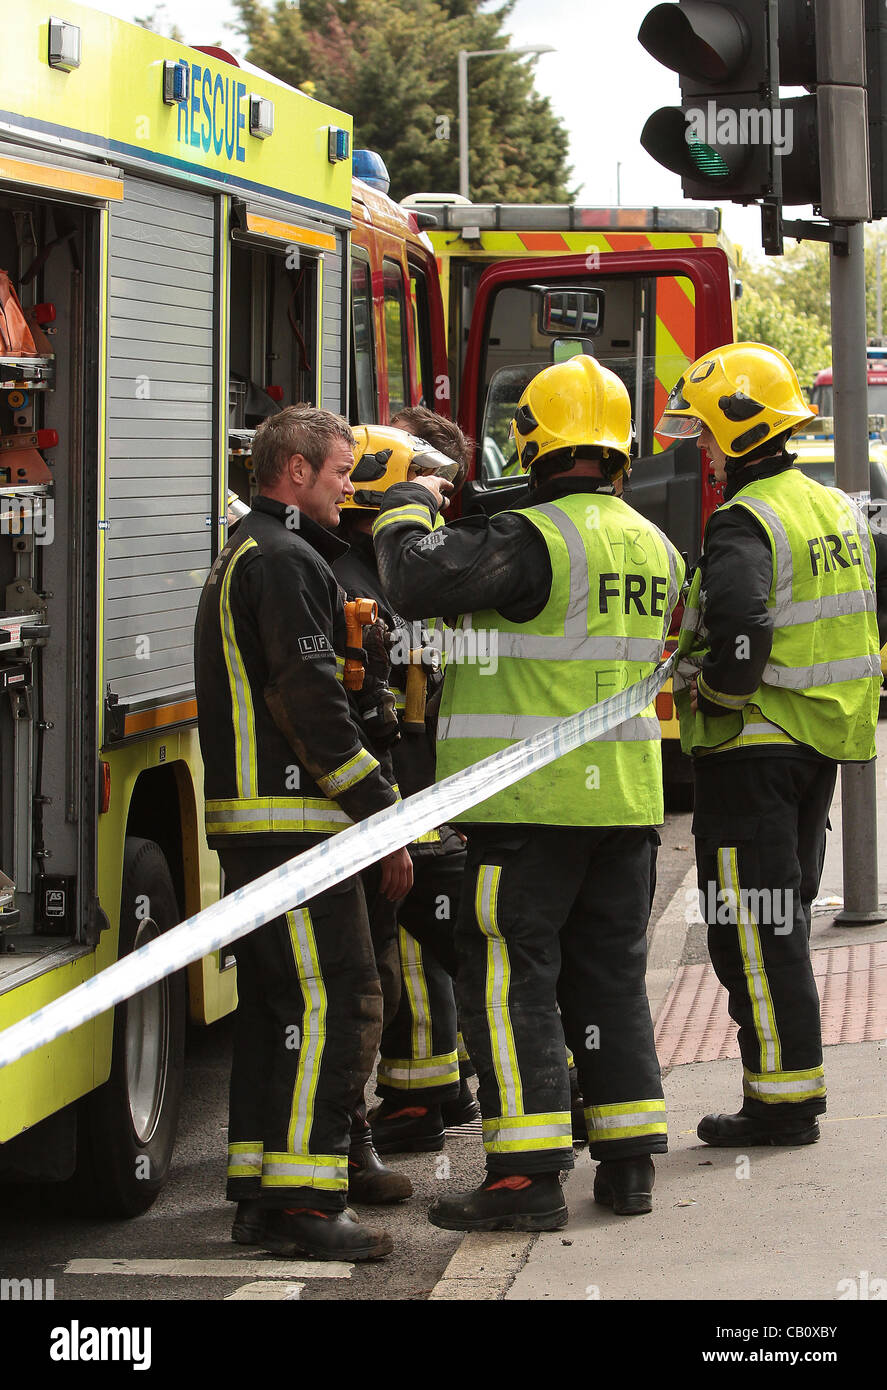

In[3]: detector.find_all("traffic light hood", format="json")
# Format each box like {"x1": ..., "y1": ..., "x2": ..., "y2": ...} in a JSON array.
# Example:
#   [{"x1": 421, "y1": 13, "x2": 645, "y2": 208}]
[
  {"x1": 655, "y1": 342, "x2": 817, "y2": 458},
  {"x1": 343, "y1": 424, "x2": 462, "y2": 511},
  {"x1": 510, "y1": 355, "x2": 635, "y2": 478}
]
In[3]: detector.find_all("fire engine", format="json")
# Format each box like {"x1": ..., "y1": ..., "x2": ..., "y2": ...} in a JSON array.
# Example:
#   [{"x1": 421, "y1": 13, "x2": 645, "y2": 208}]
[{"x1": 0, "y1": 0, "x2": 354, "y2": 1212}]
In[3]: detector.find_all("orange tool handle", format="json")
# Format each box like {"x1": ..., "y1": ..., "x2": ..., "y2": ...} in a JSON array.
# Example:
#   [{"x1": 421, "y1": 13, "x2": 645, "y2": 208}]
[{"x1": 343, "y1": 598, "x2": 378, "y2": 690}]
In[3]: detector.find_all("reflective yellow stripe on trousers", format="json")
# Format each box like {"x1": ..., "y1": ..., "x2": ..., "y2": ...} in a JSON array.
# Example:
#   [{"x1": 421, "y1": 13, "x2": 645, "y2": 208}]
[
  {"x1": 261, "y1": 907, "x2": 347, "y2": 1192},
  {"x1": 475, "y1": 865, "x2": 523, "y2": 1116},
  {"x1": 719, "y1": 847, "x2": 782, "y2": 1074}
]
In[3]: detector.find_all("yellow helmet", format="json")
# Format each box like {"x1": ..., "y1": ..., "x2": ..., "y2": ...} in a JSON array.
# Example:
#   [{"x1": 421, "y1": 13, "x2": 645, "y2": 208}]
[
  {"x1": 510, "y1": 355, "x2": 634, "y2": 477},
  {"x1": 655, "y1": 342, "x2": 817, "y2": 458},
  {"x1": 343, "y1": 424, "x2": 462, "y2": 511}
]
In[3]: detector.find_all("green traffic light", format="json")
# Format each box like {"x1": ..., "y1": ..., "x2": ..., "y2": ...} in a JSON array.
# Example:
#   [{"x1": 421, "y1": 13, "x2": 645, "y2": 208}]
[{"x1": 686, "y1": 131, "x2": 730, "y2": 179}]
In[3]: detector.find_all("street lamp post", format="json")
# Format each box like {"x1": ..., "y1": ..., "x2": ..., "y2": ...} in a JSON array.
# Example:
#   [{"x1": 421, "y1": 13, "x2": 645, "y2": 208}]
[{"x1": 458, "y1": 45, "x2": 555, "y2": 200}]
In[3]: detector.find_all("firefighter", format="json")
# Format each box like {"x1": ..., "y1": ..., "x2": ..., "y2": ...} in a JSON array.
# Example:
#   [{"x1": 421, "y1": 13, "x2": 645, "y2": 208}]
[
  {"x1": 373, "y1": 356, "x2": 684, "y2": 1229},
  {"x1": 658, "y1": 341, "x2": 886, "y2": 1148},
  {"x1": 194, "y1": 404, "x2": 412, "y2": 1261},
  {"x1": 333, "y1": 420, "x2": 479, "y2": 1152}
]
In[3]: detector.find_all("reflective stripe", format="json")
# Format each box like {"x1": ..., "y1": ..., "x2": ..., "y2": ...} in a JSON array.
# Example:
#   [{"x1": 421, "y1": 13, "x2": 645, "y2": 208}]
[
  {"x1": 285, "y1": 907, "x2": 327, "y2": 1160},
  {"x1": 261, "y1": 1151, "x2": 348, "y2": 1191},
  {"x1": 735, "y1": 496, "x2": 793, "y2": 617},
  {"x1": 220, "y1": 537, "x2": 259, "y2": 799},
  {"x1": 533, "y1": 502, "x2": 589, "y2": 636},
  {"x1": 697, "y1": 675, "x2": 750, "y2": 710},
  {"x1": 762, "y1": 653, "x2": 882, "y2": 689},
  {"x1": 663, "y1": 541, "x2": 682, "y2": 644},
  {"x1": 742, "y1": 1065, "x2": 826, "y2": 1102},
  {"x1": 476, "y1": 864, "x2": 523, "y2": 1117},
  {"x1": 206, "y1": 797, "x2": 352, "y2": 836},
  {"x1": 376, "y1": 1053, "x2": 460, "y2": 1088},
  {"x1": 437, "y1": 713, "x2": 659, "y2": 742},
  {"x1": 490, "y1": 632, "x2": 664, "y2": 663},
  {"x1": 719, "y1": 848, "x2": 781, "y2": 1074},
  {"x1": 482, "y1": 1112, "x2": 573, "y2": 1153},
  {"x1": 316, "y1": 747, "x2": 380, "y2": 798},
  {"x1": 781, "y1": 588, "x2": 875, "y2": 626},
  {"x1": 584, "y1": 1098, "x2": 667, "y2": 1142},
  {"x1": 335, "y1": 655, "x2": 346, "y2": 683},
  {"x1": 400, "y1": 927, "x2": 432, "y2": 1060},
  {"x1": 372, "y1": 505, "x2": 434, "y2": 537},
  {"x1": 227, "y1": 1141, "x2": 263, "y2": 1179}
]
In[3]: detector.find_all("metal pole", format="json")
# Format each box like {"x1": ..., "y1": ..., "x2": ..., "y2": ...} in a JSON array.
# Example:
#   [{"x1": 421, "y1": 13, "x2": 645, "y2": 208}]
[
  {"x1": 616, "y1": 161, "x2": 622, "y2": 205},
  {"x1": 458, "y1": 50, "x2": 469, "y2": 199},
  {"x1": 830, "y1": 221, "x2": 886, "y2": 924},
  {"x1": 878, "y1": 242, "x2": 883, "y2": 340}
]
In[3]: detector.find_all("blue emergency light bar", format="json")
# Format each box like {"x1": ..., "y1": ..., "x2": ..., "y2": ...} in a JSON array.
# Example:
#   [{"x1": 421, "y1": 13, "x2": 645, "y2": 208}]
[{"x1": 353, "y1": 148, "x2": 390, "y2": 193}]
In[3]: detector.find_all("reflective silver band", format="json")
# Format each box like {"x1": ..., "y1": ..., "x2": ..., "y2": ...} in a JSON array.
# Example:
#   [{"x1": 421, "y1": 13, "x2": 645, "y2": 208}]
[
  {"x1": 437, "y1": 713, "x2": 660, "y2": 742},
  {"x1": 762, "y1": 653, "x2": 882, "y2": 689},
  {"x1": 484, "y1": 631, "x2": 664, "y2": 663},
  {"x1": 533, "y1": 502, "x2": 590, "y2": 636}
]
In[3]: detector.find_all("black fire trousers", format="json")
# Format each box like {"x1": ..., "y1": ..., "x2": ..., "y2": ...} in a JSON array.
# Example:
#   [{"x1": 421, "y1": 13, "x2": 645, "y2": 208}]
[
  {"x1": 376, "y1": 846, "x2": 465, "y2": 1106},
  {"x1": 220, "y1": 844, "x2": 382, "y2": 1212},
  {"x1": 692, "y1": 752, "x2": 837, "y2": 1121},
  {"x1": 455, "y1": 823, "x2": 666, "y2": 1174}
]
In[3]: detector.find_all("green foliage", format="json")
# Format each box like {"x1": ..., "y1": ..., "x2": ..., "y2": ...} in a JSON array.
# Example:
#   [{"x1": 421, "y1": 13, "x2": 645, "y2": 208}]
[
  {"x1": 133, "y1": 5, "x2": 185, "y2": 42},
  {"x1": 233, "y1": 0, "x2": 573, "y2": 202},
  {"x1": 738, "y1": 228, "x2": 887, "y2": 391}
]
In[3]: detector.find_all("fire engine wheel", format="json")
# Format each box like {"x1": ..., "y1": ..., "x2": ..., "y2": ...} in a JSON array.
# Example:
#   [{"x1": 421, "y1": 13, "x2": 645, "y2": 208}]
[{"x1": 74, "y1": 837, "x2": 186, "y2": 1217}]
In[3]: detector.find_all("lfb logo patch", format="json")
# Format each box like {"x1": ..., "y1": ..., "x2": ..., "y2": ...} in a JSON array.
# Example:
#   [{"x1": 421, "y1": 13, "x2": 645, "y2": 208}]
[{"x1": 298, "y1": 634, "x2": 333, "y2": 657}]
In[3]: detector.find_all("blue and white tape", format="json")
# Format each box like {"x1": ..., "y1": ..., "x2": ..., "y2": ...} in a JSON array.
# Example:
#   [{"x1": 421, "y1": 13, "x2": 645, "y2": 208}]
[{"x1": 0, "y1": 656, "x2": 675, "y2": 1070}]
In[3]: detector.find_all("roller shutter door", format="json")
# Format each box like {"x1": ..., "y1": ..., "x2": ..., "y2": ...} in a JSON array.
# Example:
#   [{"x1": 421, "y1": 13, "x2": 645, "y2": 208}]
[{"x1": 104, "y1": 177, "x2": 215, "y2": 713}]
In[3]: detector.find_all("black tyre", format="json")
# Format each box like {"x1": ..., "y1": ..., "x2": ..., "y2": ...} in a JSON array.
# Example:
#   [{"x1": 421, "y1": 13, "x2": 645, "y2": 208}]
[{"x1": 74, "y1": 837, "x2": 186, "y2": 1216}]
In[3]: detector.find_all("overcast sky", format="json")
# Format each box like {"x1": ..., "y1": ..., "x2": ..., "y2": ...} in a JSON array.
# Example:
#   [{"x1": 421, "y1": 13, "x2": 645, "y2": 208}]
[{"x1": 86, "y1": 0, "x2": 777, "y2": 264}]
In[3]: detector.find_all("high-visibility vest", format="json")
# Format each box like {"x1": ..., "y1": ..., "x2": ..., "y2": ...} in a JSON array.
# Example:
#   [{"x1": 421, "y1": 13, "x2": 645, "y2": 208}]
[
  {"x1": 675, "y1": 468, "x2": 880, "y2": 762},
  {"x1": 436, "y1": 492, "x2": 683, "y2": 825}
]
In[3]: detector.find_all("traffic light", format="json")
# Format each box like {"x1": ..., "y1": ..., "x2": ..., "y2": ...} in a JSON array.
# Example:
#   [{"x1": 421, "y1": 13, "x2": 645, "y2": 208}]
[
  {"x1": 866, "y1": 0, "x2": 887, "y2": 219},
  {"x1": 638, "y1": 1, "x2": 869, "y2": 219},
  {"x1": 639, "y1": 0, "x2": 782, "y2": 203}
]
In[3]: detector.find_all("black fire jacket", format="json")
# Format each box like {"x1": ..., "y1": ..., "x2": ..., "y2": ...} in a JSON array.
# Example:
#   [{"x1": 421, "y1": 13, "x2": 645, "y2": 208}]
[{"x1": 194, "y1": 494, "x2": 398, "y2": 850}]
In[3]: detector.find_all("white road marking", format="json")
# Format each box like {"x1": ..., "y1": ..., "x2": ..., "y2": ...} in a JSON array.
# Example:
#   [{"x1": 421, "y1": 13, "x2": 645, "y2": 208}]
[
  {"x1": 63, "y1": 1258, "x2": 351, "y2": 1279},
  {"x1": 224, "y1": 1281, "x2": 305, "y2": 1300}
]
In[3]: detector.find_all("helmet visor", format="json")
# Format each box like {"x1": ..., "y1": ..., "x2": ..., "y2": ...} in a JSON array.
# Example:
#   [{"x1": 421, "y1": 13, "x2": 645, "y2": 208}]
[
  {"x1": 407, "y1": 444, "x2": 462, "y2": 483},
  {"x1": 654, "y1": 411, "x2": 704, "y2": 440}
]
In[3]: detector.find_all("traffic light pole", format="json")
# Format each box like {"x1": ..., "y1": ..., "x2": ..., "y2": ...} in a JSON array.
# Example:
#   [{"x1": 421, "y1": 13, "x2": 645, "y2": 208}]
[{"x1": 830, "y1": 222, "x2": 887, "y2": 924}]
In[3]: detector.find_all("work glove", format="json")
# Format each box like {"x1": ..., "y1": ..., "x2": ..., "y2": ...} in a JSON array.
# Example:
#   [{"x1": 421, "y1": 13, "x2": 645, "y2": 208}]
[
  {"x1": 356, "y1": 674, "x2": 400, "y2": 749},
  {"x1": 363, "y1": 617, "x2": 393, "y2": 684}
]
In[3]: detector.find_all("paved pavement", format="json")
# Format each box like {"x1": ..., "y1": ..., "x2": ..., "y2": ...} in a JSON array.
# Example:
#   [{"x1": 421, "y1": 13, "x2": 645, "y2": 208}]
[{"x1": 429, "y1": 729, "x2": 887, "y2": 1351}]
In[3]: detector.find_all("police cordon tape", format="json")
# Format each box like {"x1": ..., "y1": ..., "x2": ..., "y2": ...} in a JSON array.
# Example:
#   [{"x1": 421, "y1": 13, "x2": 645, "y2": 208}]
[{"x1": 0, "y1": 655, "x2": 675, "y2": 1070}]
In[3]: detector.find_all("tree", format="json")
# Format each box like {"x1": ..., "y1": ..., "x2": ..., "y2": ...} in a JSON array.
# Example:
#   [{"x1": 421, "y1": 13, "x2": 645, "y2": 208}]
[
  {"x1": 737, "y1": 227, "x2": 887, "y2": 386},
  {"x1": 133, "y1": 6, "x2": 186, "y2": 42},
  {"x1": 234, "y1": 0, "x2": 573, "y2": 202}
]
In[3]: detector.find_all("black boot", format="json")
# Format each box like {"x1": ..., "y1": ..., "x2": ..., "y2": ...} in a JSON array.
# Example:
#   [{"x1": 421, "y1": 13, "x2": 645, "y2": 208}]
[
  {"x1": 593, "y1": 1156, "x2": 655, "y2": 1215},
  {"x1": 262, "y1": 1207, "x2": 393, "y2": 1261},
  {"x1": 428, "y1": 1172, "x2": 567, "y2": 1233},
  {"x1": 348, "y1": 1136, "x2": 413, "y2": 1204},
  {"x1": 231, "y1": 1198, "x2": 266, "y2": 1245},
  {"x1": 370, "y1": 1100, "x2": 445, "y2": 1154},
  {"x1": 440, "y1": 1078, "x2": 480, "y2": 1128},
  {"x1": 697, "y1": 1111, "x2": 820, "y2": 1147}
]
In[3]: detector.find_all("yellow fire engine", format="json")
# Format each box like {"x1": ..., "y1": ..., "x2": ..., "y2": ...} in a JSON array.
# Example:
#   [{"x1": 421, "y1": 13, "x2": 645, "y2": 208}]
[{"x1": 0, "y1": 0, "x2": 352, "y2": 1212}]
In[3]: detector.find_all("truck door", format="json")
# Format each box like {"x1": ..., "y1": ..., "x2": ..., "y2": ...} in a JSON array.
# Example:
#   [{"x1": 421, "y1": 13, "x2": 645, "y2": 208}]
[{"x1": 458, "y1": 248, "x2": 734, "y2": 562}]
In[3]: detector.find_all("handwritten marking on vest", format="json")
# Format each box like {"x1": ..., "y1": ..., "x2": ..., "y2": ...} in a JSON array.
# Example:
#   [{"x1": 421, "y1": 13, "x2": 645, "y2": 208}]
[
  {"x1": 598, "y1": 573, "x2": 669, "y2": 617},
  {"x1": 602, "y1": 527, "x2": 650, "y2": 564},
  {"x1": 807, "y1": 531, "x2": 862, "y2": 576}
]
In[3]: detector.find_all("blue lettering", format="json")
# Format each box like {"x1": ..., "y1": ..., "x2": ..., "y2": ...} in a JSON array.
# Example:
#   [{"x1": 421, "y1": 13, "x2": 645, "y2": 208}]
[
  {"x1": 225, "y1": 77, "x2": 236, "y2": 159},
  {"x1": 213, "y1": 73, "x2": 224, "y2": 155},
  {"x1": 190, "y1": 64, "x2": 202, "y2": 147},
  {"x1": 201, "y1": 69, "x2": 212, "y2": 153},
  {"x1": 236, "y1": 81, "x2": 246, "y2": 162},
  {"x1": 177, "y1": 98, "x2": 188, "y2": 144}
]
